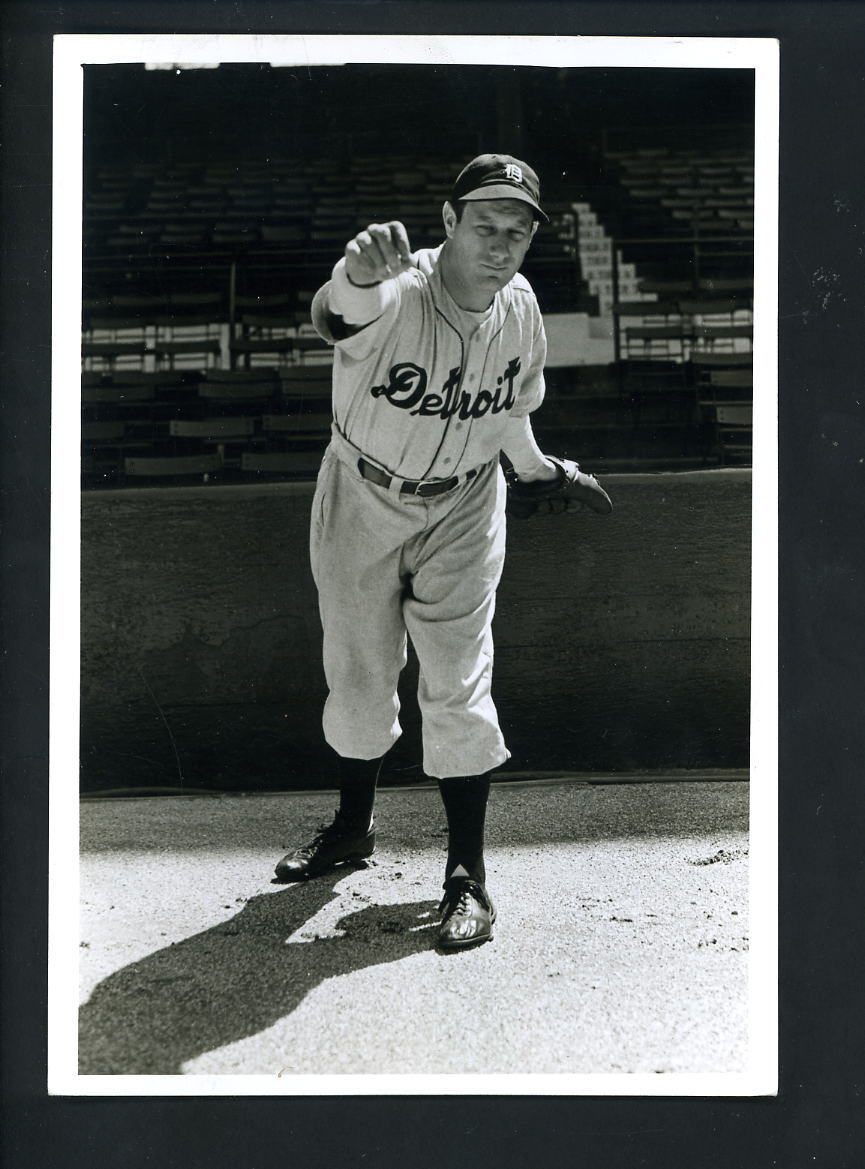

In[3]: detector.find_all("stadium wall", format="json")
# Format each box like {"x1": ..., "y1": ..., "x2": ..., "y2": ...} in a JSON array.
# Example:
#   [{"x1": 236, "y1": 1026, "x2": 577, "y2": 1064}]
[{"x1": 80, "y1": 470, "x2": 751, "y2": 791}]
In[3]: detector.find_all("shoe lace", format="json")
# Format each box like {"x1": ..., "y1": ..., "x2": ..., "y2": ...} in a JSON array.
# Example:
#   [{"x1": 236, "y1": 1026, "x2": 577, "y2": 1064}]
[
  {"x1": 438, "y1": 878, "x2": 489, "y2": 917},
  {"x1": 293, "y1": 812, "x2": 347, "y2": 859}
]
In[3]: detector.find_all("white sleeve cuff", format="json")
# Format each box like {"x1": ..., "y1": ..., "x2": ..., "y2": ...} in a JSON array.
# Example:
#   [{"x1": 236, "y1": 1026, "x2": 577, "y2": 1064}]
[{"x1": 329, "y1": 256, "x2": 396, "y2": 326}]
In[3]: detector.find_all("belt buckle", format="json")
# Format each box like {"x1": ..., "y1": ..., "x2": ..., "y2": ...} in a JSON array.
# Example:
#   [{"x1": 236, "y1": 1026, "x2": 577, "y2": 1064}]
[
  {"x1": 398, "y1": 471, "x2": 464, "y2": 497},
  {"x1": 421, "y1": 476, "x2": 456, "y2": 497}
]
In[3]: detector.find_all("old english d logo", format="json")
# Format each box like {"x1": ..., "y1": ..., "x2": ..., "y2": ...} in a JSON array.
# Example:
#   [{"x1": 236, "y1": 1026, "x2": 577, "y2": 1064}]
[
  {"x1": 370, "y1": 362, "x2": 428, "y2": 410},
  {"x1": 504, "y1": 163, "x2": 523, "y2": 184}
]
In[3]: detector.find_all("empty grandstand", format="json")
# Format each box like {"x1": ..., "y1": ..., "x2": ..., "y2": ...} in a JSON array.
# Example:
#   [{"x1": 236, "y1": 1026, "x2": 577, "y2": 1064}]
[{"x1": 81, "y1": 64, "x2": 756, "y2": 485}]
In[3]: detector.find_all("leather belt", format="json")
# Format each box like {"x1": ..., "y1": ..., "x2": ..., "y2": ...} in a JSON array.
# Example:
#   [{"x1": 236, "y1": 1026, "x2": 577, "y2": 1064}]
[{"x1": 357, "y1": 457, "x2": 476, "y2": 498}]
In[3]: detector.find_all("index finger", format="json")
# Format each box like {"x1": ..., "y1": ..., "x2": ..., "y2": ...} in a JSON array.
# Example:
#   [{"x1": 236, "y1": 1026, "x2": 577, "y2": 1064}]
[{"x1": 388, "y1": 221, "x2": 412, "y2": 264}]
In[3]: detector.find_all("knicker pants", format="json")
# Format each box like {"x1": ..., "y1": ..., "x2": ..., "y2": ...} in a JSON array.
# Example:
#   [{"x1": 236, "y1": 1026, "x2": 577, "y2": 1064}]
[{"x1": 309, "y1": 442, "x2": 510, "y2": 779}]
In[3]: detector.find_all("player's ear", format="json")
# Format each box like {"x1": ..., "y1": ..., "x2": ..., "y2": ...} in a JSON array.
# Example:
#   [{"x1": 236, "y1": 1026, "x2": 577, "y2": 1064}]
[
  {"x1": 442, "y1": 201, "x2": 457, "y2": 238},
  {"x1": 530, "y1": 220, "x2": 539, "y2": 239}
]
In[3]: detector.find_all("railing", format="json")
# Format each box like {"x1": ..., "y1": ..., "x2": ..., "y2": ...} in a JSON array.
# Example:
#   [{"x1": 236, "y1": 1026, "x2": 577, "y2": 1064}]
[
  {"x1": 83, "y1": 240, "x2": 592, "y2": 342},
  {"x1": 607, "y1": 234, "x2": 754, "y2": 364}
]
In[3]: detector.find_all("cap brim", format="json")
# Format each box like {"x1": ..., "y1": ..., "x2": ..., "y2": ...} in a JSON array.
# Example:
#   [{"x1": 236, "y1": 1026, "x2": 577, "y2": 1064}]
[{"x1": 459, "y1": 184, "x2": 549, "y2": 223}]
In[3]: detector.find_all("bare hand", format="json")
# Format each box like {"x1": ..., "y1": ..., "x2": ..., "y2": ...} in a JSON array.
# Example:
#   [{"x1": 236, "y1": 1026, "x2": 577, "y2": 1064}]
[{"x1": 344, "y1": 221, "x2": 412, "y2": 286}]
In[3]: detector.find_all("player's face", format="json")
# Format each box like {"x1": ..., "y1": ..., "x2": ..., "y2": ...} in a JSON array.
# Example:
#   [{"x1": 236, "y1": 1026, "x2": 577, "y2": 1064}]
[{"x1": 442, "y1": 199, "x2": 537, "y2": 309}]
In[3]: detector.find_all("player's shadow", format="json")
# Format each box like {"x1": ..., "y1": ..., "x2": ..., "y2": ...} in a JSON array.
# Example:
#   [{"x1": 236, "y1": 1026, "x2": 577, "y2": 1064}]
[{"x1": 78, "y1": 874, "x2": 439, "y2": 1075}]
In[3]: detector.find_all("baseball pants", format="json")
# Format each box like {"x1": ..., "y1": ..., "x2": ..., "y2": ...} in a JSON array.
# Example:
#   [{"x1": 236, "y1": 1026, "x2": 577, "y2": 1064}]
[{"x1": 309, "y1": 435, "x2": 510, "y2": 779}]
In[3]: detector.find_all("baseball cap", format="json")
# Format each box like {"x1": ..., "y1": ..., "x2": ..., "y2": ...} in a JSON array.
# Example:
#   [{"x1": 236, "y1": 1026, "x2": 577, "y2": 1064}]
[{"x1": 451, "y1": 153, "x2": 549, "y2": 223}]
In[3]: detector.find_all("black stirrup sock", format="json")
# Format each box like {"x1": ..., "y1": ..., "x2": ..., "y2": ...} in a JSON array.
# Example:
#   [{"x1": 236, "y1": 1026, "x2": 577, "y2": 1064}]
[
  {"x1": 336, "y1": 754, "x2": 384, "y2": 831},
  {"x1": 437, "y1": 772, "x2": 492, "y2": 885}
]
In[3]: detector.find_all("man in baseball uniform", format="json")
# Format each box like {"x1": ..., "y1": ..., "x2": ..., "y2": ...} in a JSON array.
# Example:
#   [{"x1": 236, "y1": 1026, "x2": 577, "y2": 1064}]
[{"x1": 275, "y1": 154, "x2": 611, "y2": 949}]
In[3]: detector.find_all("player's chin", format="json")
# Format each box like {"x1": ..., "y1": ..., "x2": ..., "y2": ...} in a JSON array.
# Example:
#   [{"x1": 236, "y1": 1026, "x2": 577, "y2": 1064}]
[{"x1": 480, "y1": 265, "x2": 514, "y2": 288}]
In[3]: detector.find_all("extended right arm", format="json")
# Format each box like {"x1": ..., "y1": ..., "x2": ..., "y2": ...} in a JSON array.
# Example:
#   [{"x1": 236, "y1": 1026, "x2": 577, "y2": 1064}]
[{"x1": 324, "y1": 221, "x2": 413, "y2": 327}]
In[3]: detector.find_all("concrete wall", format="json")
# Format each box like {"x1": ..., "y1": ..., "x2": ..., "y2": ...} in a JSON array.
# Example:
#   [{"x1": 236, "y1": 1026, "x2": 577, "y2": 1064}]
[
  {"x1": 80, "y1": 470, "x2": 751, "y2": 791},
  {"x1": 544, "y1": 313, "x2": 614, "y2": 367}
]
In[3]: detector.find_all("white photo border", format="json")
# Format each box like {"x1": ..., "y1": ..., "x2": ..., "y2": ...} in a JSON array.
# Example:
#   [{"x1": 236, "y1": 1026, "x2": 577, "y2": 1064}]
[{"x1": 50, "y1": 32, "x2": 779, "y2": 1098}]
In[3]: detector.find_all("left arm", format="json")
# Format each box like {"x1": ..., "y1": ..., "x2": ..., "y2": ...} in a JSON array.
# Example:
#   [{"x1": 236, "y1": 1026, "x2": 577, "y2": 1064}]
[
  {"x1": 499, "y1": 291, "x2": 558, "y2": 481},
  {"x1": 500, "y1": 414, "x2": 560, "y2": 482},
  {"x1": 499, "y1": 299, "x2": 611, "y2": 515}
]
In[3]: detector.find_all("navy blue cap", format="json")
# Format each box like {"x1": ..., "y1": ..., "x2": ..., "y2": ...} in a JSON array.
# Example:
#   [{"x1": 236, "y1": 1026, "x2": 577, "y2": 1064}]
[{"x1": 451, "y1": 154, "x2": 549, "y2": 223}]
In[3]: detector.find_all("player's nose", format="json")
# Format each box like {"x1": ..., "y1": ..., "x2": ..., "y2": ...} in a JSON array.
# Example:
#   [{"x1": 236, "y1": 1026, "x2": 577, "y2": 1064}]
[{"x1": 487, "y1": 236, "x2": 509, "y2": 263}]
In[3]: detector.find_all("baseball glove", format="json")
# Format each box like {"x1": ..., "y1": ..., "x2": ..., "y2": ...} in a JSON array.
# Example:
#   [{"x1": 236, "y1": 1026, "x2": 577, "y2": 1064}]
[{"x1": 505, "y1": 456, "x2": 613, "y2": 520}]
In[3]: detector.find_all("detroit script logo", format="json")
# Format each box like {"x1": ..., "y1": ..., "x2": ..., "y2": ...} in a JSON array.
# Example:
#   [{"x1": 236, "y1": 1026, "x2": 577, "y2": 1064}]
[{"x1": 370, "y1": 358, "x2": 521, "y2": 420}]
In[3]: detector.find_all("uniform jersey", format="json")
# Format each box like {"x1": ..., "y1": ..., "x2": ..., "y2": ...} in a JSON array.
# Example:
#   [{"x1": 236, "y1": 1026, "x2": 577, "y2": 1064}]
[{"x1": 311, "y1": 244, "x2": 547, "y2": 481}]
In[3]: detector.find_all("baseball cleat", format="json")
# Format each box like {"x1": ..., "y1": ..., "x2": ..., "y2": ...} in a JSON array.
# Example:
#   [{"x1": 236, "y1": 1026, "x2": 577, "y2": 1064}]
[
  {"x1": 437, "y1": 877, "x2": 496, "y2": 950},
  {"x1": 274, "y1": 812, "x2": 375, "y2": 882}
]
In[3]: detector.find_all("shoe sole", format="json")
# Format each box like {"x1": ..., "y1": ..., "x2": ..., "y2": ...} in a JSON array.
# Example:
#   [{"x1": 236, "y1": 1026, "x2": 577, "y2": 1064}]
[
  {"x1": 274, "y1": 845, "x2": 375, "y2": 882},
  {"x1": 437, "y1": 929, "x2": 494, "y2": 952},
  {"x1": 305, "y1": 848, "x2": 375, "y2": 878}
]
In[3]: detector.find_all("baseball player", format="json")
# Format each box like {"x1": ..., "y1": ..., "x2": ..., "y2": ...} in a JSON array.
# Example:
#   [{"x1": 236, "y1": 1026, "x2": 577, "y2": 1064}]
[{"x1": 275, "y1": 154, "x2": 612, "y2": 949}]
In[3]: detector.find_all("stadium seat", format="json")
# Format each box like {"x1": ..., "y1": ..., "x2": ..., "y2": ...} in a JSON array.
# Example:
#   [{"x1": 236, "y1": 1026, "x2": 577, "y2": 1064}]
[
  {"x1": 169, "y1": 418, "x2": 256, "y2": 439},
  {"x1": 260, "y1": 412, "x2": 331, "y2": 436},
  {"x1": 124, "y1": 452, "x2": 224, "y2": 478},
  {"x1": 241, "y1": 451, "x2": 323, "y2": 475},
  {"x1": 707, "y1": 403, "x2": 753, "y2": 465}
]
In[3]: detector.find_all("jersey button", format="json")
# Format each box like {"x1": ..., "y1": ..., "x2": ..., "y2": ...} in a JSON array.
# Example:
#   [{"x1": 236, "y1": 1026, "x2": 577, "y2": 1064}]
[
  {"x1": 469, "y1": 373, "x2": 477, "y2": 382},
  {"x1": 455, "y1": 423, "x2": 463, "y2": 430},
  {"x1": 442, "y1": 457, "x2": 452, "y2": 465}
]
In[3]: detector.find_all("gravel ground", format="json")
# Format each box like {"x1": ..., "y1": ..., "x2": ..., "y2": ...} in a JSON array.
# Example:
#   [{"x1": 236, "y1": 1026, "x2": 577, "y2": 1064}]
[{"x1": 78, "y1": 780, "x2": 749, "y2": 1078}]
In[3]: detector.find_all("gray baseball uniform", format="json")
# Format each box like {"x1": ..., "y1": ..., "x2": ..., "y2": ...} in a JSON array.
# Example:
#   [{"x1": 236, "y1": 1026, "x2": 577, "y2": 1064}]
[{"x1": 309, "y1": 242, "x2": 548, "y2": 778}]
